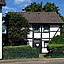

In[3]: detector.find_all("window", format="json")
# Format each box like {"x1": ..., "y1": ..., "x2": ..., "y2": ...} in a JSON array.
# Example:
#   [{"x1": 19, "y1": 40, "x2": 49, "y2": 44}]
[
  {"x1": 33, "y1": 25, "x2": 40, "y2": 32},
  {"x1": 44, "y1": 41, "x2": 49, "y2": 48},
  {"x1": 43, "y1": 25, "x2": 49, "y2": 32}
]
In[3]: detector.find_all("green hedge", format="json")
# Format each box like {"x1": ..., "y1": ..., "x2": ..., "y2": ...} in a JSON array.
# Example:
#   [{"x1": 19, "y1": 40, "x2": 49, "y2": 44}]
[
  {"x1": 47, "y1": 44, "x2": 64, "y2": 58},
  {"x1": 48, "y1": 44, "x2": 64, "y2": 49},
  {"x1": 3, "y1": 45, "x2": 39, "y2": 59},
  {"x1": 47, "y1": 35, "x2": 64, "y2": 58},
  {"x1": 51, "y1": 46, "x2": 64, "y2": 58},
  {"x1": 49, "y1": 35, "x2": 64, "y2": 44}
]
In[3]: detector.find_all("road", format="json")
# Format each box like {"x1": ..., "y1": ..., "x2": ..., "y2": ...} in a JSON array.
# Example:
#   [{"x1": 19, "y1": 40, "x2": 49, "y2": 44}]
[
  {"x1": 0, "y1": 58, "x2": 64, "y2": 64},
  {"x1": 0, "y1": 59, "x2": 64, "y2": 64}
]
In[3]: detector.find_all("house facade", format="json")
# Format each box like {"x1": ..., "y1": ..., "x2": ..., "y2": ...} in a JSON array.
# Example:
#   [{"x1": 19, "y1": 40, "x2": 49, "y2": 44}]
[
  {"x1": 0, "y1": 0, "x2": 6, "y2": 59},
  {"x1": 21, "y1": 12, "x2": 64, "y2": 53}
]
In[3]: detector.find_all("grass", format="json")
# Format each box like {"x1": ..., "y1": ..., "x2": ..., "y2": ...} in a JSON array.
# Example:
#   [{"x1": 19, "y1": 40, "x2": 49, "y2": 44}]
[
  {"x1": 39, "y1": 54, "x2": 52, "y2": 58},
  {"x1": 39, "y1": 54, "x2": 48, "y2": 58}
]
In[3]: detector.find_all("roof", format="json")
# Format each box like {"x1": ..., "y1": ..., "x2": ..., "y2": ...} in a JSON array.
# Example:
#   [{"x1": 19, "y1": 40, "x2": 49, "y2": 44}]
[
  {"x1": 21, "y1": 12, "x2": 64, "y2": 24},
  {"x1": 0, "y1": 0, "x2": 6, "y2": 6}
]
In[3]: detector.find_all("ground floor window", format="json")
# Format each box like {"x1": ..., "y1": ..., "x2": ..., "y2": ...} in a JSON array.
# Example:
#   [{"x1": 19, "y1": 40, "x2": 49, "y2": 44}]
[{"x1": 44, "y1": 41, "x2": 49, "y2": 48}]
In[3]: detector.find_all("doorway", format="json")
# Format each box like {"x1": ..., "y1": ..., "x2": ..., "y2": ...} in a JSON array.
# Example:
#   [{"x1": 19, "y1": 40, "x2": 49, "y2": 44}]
[{"x1": 33, "y1": 39, "x2": 41, "y2": 53}]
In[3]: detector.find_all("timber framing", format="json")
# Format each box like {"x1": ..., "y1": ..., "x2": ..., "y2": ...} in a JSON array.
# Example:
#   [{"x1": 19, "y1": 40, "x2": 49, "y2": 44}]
[{"x1": 27, "y1": 23, "x2": 63, "y2": 53}]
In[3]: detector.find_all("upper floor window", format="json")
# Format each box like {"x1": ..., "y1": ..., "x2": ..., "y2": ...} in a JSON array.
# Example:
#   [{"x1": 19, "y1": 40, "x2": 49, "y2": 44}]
[
  {"x1": 43, "y1": 25, "x2": 49, "y2": 32},
  {"x1": 33, "y1": 25, "x2": 40, "y2": 32}
]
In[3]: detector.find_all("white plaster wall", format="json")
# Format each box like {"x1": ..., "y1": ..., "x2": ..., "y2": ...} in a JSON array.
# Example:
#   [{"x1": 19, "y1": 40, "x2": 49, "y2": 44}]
[
  {"x1": 42, "y1": 41, "x2": 49, "y2": 47},
  {"x1": 34, "y1": 33, "x2": 41, "y2": 38},
  {"x1": 42, "y1": 39, "x2": 49, "y2": 41},
  {"x1": 0, "y1": 13, "x2": 2, "y2": 59},
  {"x1": 42, "y1": 41, "x2": 44, "y2": 47},
  {"x1": 50, "y1": 32, "x2": 56, "y2": 38},
  {"x1": 27, "y1": 39, "x2": 32, "y2": 47},
  {"x1": 50, "y1": 25, "x2": 60, "y2": 31},
  {"x1": 45, "y1": 43, "x2": 48, "y2": 47},
  {"x1": 42, "y1": 33, "x2": 49, "y2": 38},
  {"x1": 27, "y1": 31, "x2": 33, "y2": 38},
  {"x1": 27, "y1": 25, "x2": 61, "y2": 53},
  {"x1": 27, "y1": 26, "x2": 33, "y2": 38},
  {"x1": 50, "y1": 32, "x2": 60, "y2": 38},
  {"x1": 42, "y1": 48, "x2": 48, "y2": 53},
  {"x1": 55, "y1": 32, "x2": 60, "y2": 36},
  {"x1": 42, "y1": 41, "x2": 49, "y2": 53}
]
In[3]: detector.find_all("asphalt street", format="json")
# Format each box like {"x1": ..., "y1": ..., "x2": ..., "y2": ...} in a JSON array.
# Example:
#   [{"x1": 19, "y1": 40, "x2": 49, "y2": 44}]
[{"x1": 0, "y1": 59, "x2": 64, "y2": 64}]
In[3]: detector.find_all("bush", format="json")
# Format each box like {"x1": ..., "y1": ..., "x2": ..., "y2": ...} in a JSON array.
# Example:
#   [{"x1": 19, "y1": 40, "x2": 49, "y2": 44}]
[
  {"x1": 51, "y1": 46, "x2": 64, "y2": 58},
  {"x1": 49, "y1": 35, "x2": 64, "y2": 44},
  {"x1": 3, "y1": 45, "x2": 39, "y2": 59},
  {"x1": 47, "y1": 35, "x2": 64, "y2": 58},
  {"x1": 47, "y1": 44, "x2": 64, "y2": 58},
  {"x1": 48, "y1": 44, "x2": 64, "y2": 49}
]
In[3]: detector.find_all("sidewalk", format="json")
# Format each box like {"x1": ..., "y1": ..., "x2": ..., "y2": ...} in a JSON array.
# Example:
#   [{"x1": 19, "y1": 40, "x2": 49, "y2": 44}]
[{"x1": 0, "y1": 58, "x2": 64, "y2": 63}]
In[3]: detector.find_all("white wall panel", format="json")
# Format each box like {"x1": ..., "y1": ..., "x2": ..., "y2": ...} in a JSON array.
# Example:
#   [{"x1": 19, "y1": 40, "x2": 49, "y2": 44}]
[
  {"x1": 55, "y1": 32, "x2": 60, "y2": 36},
  {"x1": 27, "y1": 39, "x2": 32, "y2": 47},
  {"x1": 50, "y1": 32, "x2": 56, "y2": 38},
  {"x1": 42, "y1": 39, "x2": 49, "y2": 41},
  {"x1": 34, "y1": 33, "x2": 41, "y2": 38},
  {"x1": 50, "y1": 32, "x2": 60, "y2": 38},
  {"x1": 45, "y1": 43, "x2": 48, "y2": 47},
  {"x1": 42, "y1": 33, "x2": 49, "y2": 38},
  {"x1": 42, "y1": 48, "x2": 48, "y2": 53},
  {"x1": 27, "y1": 31, "x2": 33, "y2": 38},
  {"x1": 42, "y1": 41, "x2": 44, "y2": 47}
]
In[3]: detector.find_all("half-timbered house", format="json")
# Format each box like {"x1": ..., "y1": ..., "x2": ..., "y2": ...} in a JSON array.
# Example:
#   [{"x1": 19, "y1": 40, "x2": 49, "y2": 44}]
[{"x1": 21, "y1": 12, "x2": 64, "y2": 53}]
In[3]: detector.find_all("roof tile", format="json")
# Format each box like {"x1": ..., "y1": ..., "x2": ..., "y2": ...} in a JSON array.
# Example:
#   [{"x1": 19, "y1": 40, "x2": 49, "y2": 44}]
[{"x1": 21, "y1": 12, "x2": 64, "y2": 24}]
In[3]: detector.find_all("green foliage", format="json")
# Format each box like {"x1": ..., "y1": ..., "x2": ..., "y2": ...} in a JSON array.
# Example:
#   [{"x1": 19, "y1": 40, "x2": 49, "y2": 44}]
[
  {"x1": 48, "y1": 44, "x2": 64, "y2": 49},
  {"x1": 6, "y1": 12, "x2": 30, "y2": 41},
  {"x1": 47, "y1": 35, "x2": 64, "y2": 58},
  {"x1": 48, "y1": 46, "x2": 64, "y2": 58},
  {"x1": 3, "y1": 45, "x2": 39, "y2": 59},
  {"x1": 43, "y1": 2, "x2": 59, "y2": 14},
  {"x1": 22, "y1": 2, "x2": 43, "y2": 12},
  {"x1": 23, "y1": 2, "x2": 59, "y2": 14},
  {"x1": 49, "y1": 35, "x2": 64, "y2": 44},
  {"x1": 60, "y1": 16, "x2": 64, "y2": 21}
]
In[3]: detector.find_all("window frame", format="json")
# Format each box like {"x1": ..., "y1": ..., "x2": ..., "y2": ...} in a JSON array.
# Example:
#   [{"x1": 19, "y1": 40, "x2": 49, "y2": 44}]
[
  {"x1": 43, "y1": 25, "x2": 49, "y2": 32},
  {"x1": 44, "y1": 41, "x2": 49, "y2": 48},
  {"x1": 33, "y1": 25, "x2": 40, "y2": 32}
]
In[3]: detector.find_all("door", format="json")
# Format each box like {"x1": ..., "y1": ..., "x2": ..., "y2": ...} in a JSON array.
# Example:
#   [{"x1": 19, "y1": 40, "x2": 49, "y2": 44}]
[{"x1": 33, "y1": 39, "x2": 41, "y2": 53}]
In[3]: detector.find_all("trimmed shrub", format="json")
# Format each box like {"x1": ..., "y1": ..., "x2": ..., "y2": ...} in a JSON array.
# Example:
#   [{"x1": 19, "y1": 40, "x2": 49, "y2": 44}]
[
  {"x1": 51, "y1": 46, "x2": 64, "y2": 58},
  {"x1": 48, "y1": 44, "x2": 64, "y2": 49},
  {"x1": 3, "y1": 45, "x2": 39, "y2": 59},
  {"x1": 47, "y1": 35, "x2": 64, "y2": 58},
  {"x1": 49, "y1": 35, "x2": 64, "y2": 44}
]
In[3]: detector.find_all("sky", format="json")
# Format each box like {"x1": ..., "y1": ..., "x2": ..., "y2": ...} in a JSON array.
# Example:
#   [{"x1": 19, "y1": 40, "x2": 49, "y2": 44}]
[{"x1": 2, "y1": 0, "x2": 64, "y2": 16}]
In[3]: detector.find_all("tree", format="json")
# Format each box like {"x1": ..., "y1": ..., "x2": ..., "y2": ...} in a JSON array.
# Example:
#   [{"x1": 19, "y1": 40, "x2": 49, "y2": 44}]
[
  {"x1": 6, "y1": 12, "x2": 30, "y2": 45},
  {"x1": 22, "y1": 2, "x2": 60, "y2": 13},
  {"x1": 43, "y1": 2, "x2": 59, "y2": 14},
  {"x1": 22, "y1": 2, "x2": 43, "y2": 12}
]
